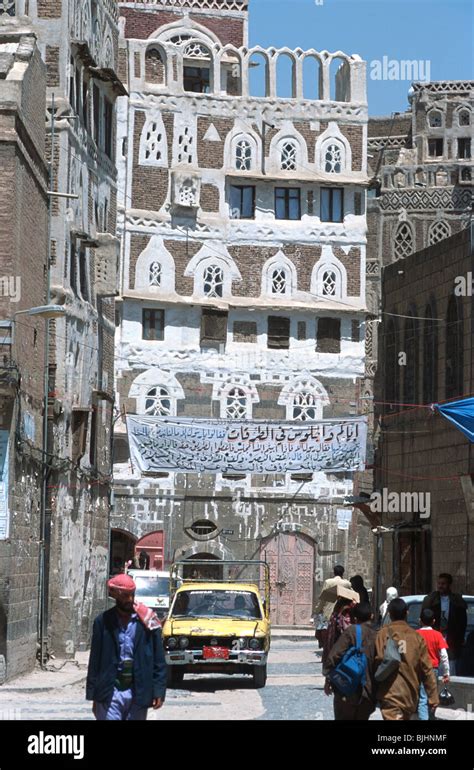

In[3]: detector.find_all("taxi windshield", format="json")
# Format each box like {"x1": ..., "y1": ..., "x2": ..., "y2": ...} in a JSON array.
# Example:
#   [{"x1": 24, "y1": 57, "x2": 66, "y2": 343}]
[
  {"x1": 171, "y1": 589, "x2": 262, "y2": 620},
  {"x1": 134, "y1": 576, "x2": 169, "y2": 597}
]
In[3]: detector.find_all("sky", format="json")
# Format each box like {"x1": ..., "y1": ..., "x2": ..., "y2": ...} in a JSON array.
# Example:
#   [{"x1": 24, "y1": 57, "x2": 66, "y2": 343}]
[{"x1": 248, "y1": 0, "x2": 474, "y2": 115}]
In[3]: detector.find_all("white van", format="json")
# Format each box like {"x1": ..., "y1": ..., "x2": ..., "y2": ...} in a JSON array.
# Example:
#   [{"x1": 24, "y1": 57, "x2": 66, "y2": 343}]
[{"x1": 127, "y1": 569, "x2": 170, "y2": 620}]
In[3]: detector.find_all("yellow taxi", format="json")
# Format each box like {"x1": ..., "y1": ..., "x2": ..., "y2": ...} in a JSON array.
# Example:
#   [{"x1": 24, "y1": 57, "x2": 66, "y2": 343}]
[{"x1": 162, "y1": 561, "x2": 271, "y2": 688}]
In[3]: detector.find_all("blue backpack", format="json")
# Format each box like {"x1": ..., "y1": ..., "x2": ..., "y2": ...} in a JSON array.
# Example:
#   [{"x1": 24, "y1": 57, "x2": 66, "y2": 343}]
[{"x1": 329, "y1": 624, "x2": 367, "y2": 696}]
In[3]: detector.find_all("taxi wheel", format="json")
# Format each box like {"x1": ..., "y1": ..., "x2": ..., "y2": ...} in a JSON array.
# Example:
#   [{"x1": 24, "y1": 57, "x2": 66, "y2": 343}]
[
  {"x1": 167, "y1": 667, "x2": 184, "y2": 688},
  {"x1": 252, "y1": 664, "x2": 267, "y2": 689}
]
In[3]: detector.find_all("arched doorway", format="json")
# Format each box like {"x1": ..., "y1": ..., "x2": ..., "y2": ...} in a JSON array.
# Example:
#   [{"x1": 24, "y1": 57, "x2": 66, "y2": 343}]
[
  {"x1": 135, "y1": 531, "x2": 165, "y2": 570},
  {"x1": 183, "y1": 553, "x2": 222, "y2": 581},
  {"x1": 110, "y1": 529, "x2": 137, "y2": 575},
  {"x1": 261, "y1": 531, "x2": 315, "y2": 626}
]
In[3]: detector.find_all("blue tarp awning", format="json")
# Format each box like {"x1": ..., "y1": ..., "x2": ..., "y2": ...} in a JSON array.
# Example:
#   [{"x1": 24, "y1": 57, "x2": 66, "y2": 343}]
[{"x1": 435, "y1": 397, "x2": 474, "y2": 442}]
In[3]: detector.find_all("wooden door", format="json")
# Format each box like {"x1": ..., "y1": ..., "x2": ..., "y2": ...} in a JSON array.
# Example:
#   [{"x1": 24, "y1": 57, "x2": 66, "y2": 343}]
[{"x1": 262, "y1": 532, "x2": 314, "y2": 625}]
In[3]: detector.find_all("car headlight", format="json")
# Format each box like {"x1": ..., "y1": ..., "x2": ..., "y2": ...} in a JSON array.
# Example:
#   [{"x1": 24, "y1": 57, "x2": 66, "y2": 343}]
[
  {"x1": 167, "y1": 637, "x2": 177, "y2": 650},
  {"x1": 238, "y1": 637, "x2": 247, "y2": 649},
  {"x1": 179, "y1": 637, "x2": 189, "y2": 649},
  {"x1": 249, "y1": 638, "x2": 261, "y2": 650}
]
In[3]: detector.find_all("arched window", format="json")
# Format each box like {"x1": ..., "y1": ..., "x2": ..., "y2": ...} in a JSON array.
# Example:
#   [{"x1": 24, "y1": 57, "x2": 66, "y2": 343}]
[
  {"x1": 271, "y1": 268, "x2": 287, "y2": 295},
  {"x1": 393, "y1": 222, "x2": 414, "y2": 260},
  {"x1": 324, "y1": 142, "x2": 344, "y2": 173},
  {"x1": 203, "y1": 264, "x2": 224, "y2": 297},
  {"x1": 423, "y1": 303, "x2": 438, "y2": 403},
  {"x1": 322, "y1": 270, "x2": 337, "y2": 297},
  {"x1": 235, "y1": 139, "x2": 253, "y2": 171},
  {"x1": 281, "y1": 140, "x2": 298, "y2": 171},
  {"x1": 458, "y1": 108, "x2": 471, "y2": 127},
  {"x1": 225, "y1": 387, "x2": 248, "y2": 419},
  {"x1": 403, "y1": 313, "x2": 418, "y2": 405},
  {"x1": 385, "y1": 319, "x2": 398, "y2": 405},
  {"x1": 446, "y1": 296, "x2": 463, "y2": 399},
  {"x1": 428, "y1": 109, "x2": 443, "y2": 128},
  {"x1": 145, "y1": 387, "x2": 172, "y2": 416},
  {"x1": 428, "y1": 221, "x2": 451, "y2": 245},
  {"x1": 292, "y1": 392, "x2": 318, "y2": 421},
  {"x1": 145, "y1": 46, "x2": 165, "y2": 85},
  {"x1": 149, "y1": 261, "x2": 162, "y2": 287}
]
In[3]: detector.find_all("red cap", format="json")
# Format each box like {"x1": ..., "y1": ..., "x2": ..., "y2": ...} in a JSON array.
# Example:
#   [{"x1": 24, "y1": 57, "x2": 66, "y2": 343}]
[{"x1": 108, "y1": 574, "x2": 136, "y2": 592}]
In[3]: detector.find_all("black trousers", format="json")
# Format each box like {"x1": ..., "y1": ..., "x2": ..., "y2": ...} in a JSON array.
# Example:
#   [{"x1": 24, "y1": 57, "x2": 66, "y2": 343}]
[{"x1": 333, "y1": 693, "x2": 374, "y2": 721}]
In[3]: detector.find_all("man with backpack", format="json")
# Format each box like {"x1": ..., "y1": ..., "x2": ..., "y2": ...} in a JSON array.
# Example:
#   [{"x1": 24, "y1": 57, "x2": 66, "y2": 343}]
[
  {"x1": 323, "y1": 602, "x2": 377, "y2": 720},
  {"x1": 375, "y1": 598, "x2": 439, "y2": 720}
]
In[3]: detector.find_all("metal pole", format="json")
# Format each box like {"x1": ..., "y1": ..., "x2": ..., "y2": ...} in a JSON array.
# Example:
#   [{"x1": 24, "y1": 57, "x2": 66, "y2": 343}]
[{"x1": 38, "y1": 92, "x2": 54, "y2": 668}]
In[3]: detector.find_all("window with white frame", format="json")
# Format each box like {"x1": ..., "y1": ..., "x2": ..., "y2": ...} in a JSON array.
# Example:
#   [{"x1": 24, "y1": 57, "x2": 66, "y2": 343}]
[
  {"x1": 145, "y1": 386, "x2": 172, "y2": 416},
  {"x1": 458, "y1": 108, "x2": 471, "y2": 127},
  {"x1": 271, "y1": 268, "x2": 287, "y2": 295},
  {"x1": 292, "y1": 391, "x2": 318, "y2": 421},
  {"x1": 428, "y1": 110, "x2": 443, "y2": 128},
  {"x1": 321, "y1": 270, "x2": 337, "y2": 297},
  {"x1": 235, "y1": 139, "x2": 253, "y2": 172},
  {"x1": 225, "y1": 387, "x2": 248, "y2": 419},
  {"x1": 203, "y1": 264, "x2": 224, "y2": 297},
  {"x1": 324, "y1": 142, "x2": 344, "y2": 173},
  {"x1": 149, "y1": 261, "x2": 162, "y2": 287},
  {"x1": 279, "y1": 377, "x2": 329, "y2": 421},
  {"x1": 280, "y1": 140, "x2": 298, "y2": 171}
]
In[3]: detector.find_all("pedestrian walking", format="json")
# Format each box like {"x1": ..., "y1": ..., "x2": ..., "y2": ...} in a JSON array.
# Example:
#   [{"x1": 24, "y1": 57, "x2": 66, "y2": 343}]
[
  {"x1": 379, "y1": 586, "x2": 398, "y2": 627},
  {"x1": 350, "y1": 575, "x2": 370, "y2": 605},
  {"x1": 321, "y1": 597, "x2": 356, "y2": 670},
  {"x1": 314, "y1": 565, "x2": 353, "y2": 622},
  {"x1": 86, "y1": 573, "x2": 167, "y2": 720},
  {"x1": 422, "y1": 573, "x2": 467, "y2": 675},
  {"x1": 416, "y1": 608, "x2": 449, "y2": 720},
  {"x1": 324, "y1": 602, "x2": 377, "y2": 720},
  {"x1": 375, "y1": 598, "x2": 439, "y2": 721}
]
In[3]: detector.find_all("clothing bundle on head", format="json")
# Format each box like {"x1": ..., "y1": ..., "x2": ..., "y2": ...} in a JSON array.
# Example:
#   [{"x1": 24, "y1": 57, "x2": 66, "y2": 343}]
[{"x1": 107, "y1": 575, "x2": 162, "y2": 631}]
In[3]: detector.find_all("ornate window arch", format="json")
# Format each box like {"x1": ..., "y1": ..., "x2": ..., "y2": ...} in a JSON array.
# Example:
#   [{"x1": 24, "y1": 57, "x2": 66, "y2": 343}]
[
  {"x1": 262, "y1": 252, "x2": 297, "y2": 298},
  {"x1": 268, "y1": 125, "x2": 308, "y2": 173},
  {"x1": 144, "y1": 45, "x2": 166, "y2": 85},
  {"x1": 185, "y1": 243, "x2": 241, "y2": 299},
  {"x1": 280, "y1": 140, "x2": 298, "y2": 171},
  {"x1": 224, "y1": 387, "x2": 250, "y2": 419},
  {"x1": 134, "y1": 236, "x2": 175, "y2": 294},
  {"x1": 428, "y1": 220, "x2": 451, "y2": 245},
  {"x1": 232, "y1": 134, "x2": 257, "y2": 172},
  {"x1": 456, "y1": 107, "x2": 471, "y2": 127},
  {"x1": 129, "y1": 370, "x2": 185, "y2": 416},
  {"x1": 210, "y1": 376, "x2": 258, "y2": 419},
  {"x1": 139, "y1": 114, "x2": 168, "y2": 167},
  {"x1": 311, "y1": 246, "x2": 347, "y2": 299},
  {"x1": 427, "y1": 109, "x2": 443, "y2": 128},
  {"x1": 316, "y1": 123, "x2": 351, "y2": 174},
  {"x1": 393, "y1": 222, "x2": 414, "y2": 260},
  {"x1": 278, "y1": 377, "x2": 330, "y2": 421}
]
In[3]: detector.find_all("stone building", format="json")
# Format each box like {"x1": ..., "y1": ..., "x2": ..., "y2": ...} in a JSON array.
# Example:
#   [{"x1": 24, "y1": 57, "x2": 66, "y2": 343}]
[
  {"x1": 9, "y1": 0, "x2": 124, "y2": 660},
  {"x1": 0, "y1": 15, "x2": 48, "y2": 679},
  {"x1": 366, "y1": 81, "x2": 473, "y2": 602},
  {"x1": 376, "y1": 225, "x2": 474, "y2": 597},
  {"x1": 112, "y1": 0, "x2": 373, "y2": 624}
]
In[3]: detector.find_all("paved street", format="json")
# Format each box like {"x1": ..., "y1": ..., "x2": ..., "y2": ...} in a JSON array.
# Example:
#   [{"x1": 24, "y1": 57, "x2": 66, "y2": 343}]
[{"x1": 0, "y1": 640, "x2": 334, "y2": 720}]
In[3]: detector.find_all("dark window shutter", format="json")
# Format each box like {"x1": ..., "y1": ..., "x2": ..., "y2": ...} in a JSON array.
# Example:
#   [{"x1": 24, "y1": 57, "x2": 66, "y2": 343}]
[
  {"x1": 200, "y1": 309, "x2": 228, "y2": 348},
  {"x1": 317, "y1": 317, "x2": 341, "y2": 353},
  {"x1": 268, "y1": 316, "x2": 290, "y2": 349}
]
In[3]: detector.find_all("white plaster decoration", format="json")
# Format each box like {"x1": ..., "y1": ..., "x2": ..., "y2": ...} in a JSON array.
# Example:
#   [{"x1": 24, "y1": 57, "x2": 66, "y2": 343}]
[
  {"x1": 268, "y1": 125, "x2": 308, "y2": 174},
  {"x1": 311, "y1": 245, "x2": 347, "y2": 299},
  {"x1": 235, "y1": 138, "x2": 253, "y2": 172},
  {"x1": 261, "y1": 251, "x2": 297, "y2": 298},
  {"x1": 129, "y1": 369, "x2": 185, "y2": 416},
  {"x1": 428, "y1": 220, "x2": 451, "y2": 245},
  {"x1": 223, "y1": 387, "x2": 251, "y2": 419},
  {"x1": 171, "y1": 170, "x2": 201, "y2": 208},
  {"x1": 173, "y1": 116, "x2": 196, "y2": 166},
  {"x1": 225, "y1": 126, "x2": 261, "y2": 173},
  {"x1": 153, "y1": 21, "x2": 220, "y2": 48},
  {"x1": 134, "y1": 236, "x2": 176, "y2": 294},
  {"x1": 278, "y1": 376, "x2": 330, "y2": 420},
  {"x1": 393, "y1": 221, "x2": 414, "y2": 260},
  {"x1": 184, "y1": 243, "x2": 242, "y2": 298},
  {"x1": 203, "y1": 123, "x2": 221, "y2": 142},
  {"x1": 316, "y1": 123, "x2": 351, "y2": 174},
  {"x1": 139, "y1": 114, "x2": 168, "y2": 167}
]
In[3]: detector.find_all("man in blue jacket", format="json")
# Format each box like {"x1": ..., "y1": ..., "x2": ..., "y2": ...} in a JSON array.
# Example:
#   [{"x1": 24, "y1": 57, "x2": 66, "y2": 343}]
[{"x1": 86, "y1": 573, "x2": 167, "y2": 720}]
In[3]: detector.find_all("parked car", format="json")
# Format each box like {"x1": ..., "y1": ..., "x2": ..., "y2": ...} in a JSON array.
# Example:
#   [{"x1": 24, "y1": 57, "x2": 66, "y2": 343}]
[
  {"x1": 162, "y1": 560, "x2": 271, "y2": 689},
  {"x1": 126, "y1": 569, "x2": 170, "y2": 620},
  {"x1": 403, "y1": 594, "x2": 474, "y2": 639}
]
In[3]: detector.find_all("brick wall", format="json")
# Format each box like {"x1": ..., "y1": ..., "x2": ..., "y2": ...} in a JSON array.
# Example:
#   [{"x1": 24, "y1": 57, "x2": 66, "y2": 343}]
[{"x1": 120, "y1": 8, "x2": 246, "y2": 46}]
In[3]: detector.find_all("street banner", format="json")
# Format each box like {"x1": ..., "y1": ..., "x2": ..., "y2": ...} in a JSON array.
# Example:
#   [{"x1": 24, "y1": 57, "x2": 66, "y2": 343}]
[{"x1": 125, "y1": 415, "x2": 367, "y2": 475}]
